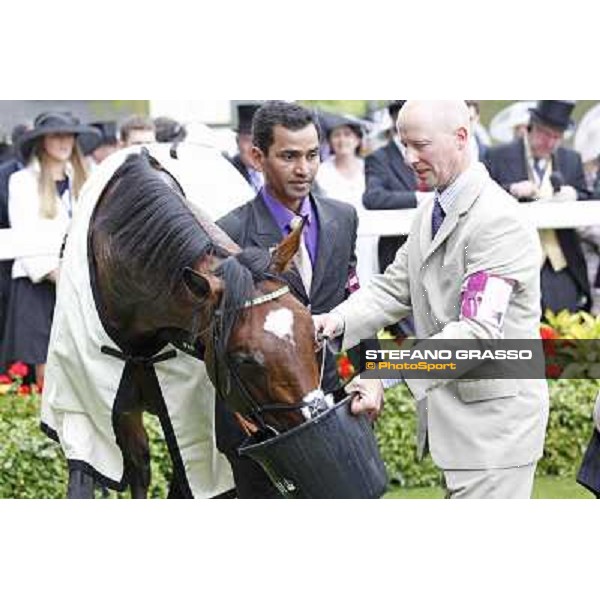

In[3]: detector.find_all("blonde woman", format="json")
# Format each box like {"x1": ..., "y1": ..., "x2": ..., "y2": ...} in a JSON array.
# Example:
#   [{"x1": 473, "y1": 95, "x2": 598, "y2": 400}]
[{"x1": 2, "y1": 112, "x2": 100, "y2": 388}]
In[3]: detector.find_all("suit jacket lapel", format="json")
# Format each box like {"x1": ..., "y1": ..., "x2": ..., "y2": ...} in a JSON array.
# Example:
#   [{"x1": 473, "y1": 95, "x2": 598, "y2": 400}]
[
  {"x1": 311, "y1": 195, "x2": 338, "y2": 298},
  {"x1": 421, "y1": 165, "x2": 488, "y2": 266},
  {"x1": 248, "y1": 192, "x2": 283, "y2": 247}
]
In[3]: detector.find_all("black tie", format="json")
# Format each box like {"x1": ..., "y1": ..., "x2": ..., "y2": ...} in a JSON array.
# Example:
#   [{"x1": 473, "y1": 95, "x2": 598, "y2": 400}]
[
  {"x1": 431, "y1": 198, "x2": 445, "y2": 240},
  {"x1": 533, "y1": 158, "x2": 545, "y2": 183}
]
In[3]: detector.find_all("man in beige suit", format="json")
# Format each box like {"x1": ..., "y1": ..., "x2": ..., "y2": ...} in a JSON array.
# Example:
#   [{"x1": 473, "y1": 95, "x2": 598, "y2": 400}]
[{"x1": 315, "y1": 100, "x2": 550, "y2": 499}]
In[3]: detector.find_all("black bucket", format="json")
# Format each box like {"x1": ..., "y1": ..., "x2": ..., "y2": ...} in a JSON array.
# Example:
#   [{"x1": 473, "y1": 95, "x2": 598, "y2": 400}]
[{"x1": 238, "y1": 396, "x2": 388, "y2": 498}]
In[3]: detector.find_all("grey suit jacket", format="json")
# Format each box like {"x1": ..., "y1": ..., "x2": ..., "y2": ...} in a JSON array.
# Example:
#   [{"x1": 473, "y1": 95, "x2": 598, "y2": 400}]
[{"x1": 333, "y1": 163, "x2": 550, "y2": 470}]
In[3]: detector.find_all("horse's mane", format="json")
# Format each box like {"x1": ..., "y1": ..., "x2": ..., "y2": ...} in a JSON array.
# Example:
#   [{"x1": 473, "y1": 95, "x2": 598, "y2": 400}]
[{"x1": 93, "y1": 152, "x2": 219, "y2": 318}]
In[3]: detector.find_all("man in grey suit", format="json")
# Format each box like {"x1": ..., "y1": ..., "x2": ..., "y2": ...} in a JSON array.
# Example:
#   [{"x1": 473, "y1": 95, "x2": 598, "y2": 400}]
[
  {"x1": 215, "y1": 100, "x2": 367, "y2": 497},
  {"x1": 315, "y1": 100, "x2": 550, "y2": 499}
]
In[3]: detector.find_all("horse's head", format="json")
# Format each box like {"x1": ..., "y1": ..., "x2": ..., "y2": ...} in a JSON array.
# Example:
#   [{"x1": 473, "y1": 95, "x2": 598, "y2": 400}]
[
  {"x1": 90, "y1": 150, "x2": 325, "y2": 434},
  {"x1": 184, "y1": 219, "x2": 326, "y2": 434}
]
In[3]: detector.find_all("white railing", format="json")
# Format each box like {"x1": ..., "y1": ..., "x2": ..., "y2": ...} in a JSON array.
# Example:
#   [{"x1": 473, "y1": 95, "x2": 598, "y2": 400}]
[
  {"x1": 2, "y1": 200, "x2": 600, "y2": 261},
  {"x1": 357, "y1": 200, "x2": 600, "y2": 237}
]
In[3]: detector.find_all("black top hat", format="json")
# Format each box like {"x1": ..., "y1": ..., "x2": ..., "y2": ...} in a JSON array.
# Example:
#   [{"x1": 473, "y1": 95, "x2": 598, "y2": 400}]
[
  {"x1": 18, "y1": 111, "x2": 102, "y2": 162},
  {"x1": 78, "y1": 121, "x2": 119, "y2": 155},
  {"x1": 388, "y1": 100, "x2": 406, "y2": 119},
  {"x1": 235, "y1": 103, "x2": 261, "y2": 134},
  {"x1": 529, "y1": 100, "x2": 576, "y2": 132}
]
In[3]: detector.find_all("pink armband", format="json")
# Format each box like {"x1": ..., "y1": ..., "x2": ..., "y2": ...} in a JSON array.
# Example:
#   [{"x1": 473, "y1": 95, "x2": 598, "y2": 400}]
[{"x1": 460, "y1": 271, "x2": 515, "y2": 327}]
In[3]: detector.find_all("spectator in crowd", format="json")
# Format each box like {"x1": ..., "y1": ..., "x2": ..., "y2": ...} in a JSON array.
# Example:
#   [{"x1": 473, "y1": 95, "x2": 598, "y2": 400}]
[
  {"x1": 1, "y1": 112, "x2": 99, "y2": 388},
  {"x1": 466, "y1": 100, "x2": 490, "y2": 162},
  {"x1": 0, "y1": 124, "x2": 29, "y2": 370},
  {"x1": 315, "y1": 100, "x2": 549, "y2": 499},
  {"x1": 485, "y1": 100, "x2": 592, "y2": 315},
  {"x1": 154, "y1": 116, "x2": 187, "y2": 143},
  {"x1": 363, "y1": 100, "x2": 433, "y2": 274},
  {"x1": 119, "y1": 115, "x2": 156, "y2": 147},
  {"x1": 228, "y1": 103, "x2": 264, "y2": 193},
  {"x1": 216, "y1": 100, "x2": 362, "y2": 497},
  {"x1": 314, "y1": 114, "x2": 378, "y2": 284},
  {"x1": 79, "y1": 121, "x2": 120, "y2": 165}
]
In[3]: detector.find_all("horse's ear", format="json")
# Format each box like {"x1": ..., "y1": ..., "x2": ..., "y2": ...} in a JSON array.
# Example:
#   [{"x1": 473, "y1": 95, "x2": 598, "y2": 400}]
[
  {"x1": 183, "y1": 267, "x2": 211, "y2": 300},
  {"x1": 270, "y1": 215, "x2": 306, "y2": 274}
]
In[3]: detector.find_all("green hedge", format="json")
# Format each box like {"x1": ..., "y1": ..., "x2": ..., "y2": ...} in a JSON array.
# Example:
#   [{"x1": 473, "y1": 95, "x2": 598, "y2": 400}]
[
  {"x1": 375, "y1": 379, "x2": 600, "y2": 487},
  {"x1": 0, "y1": 393, "x2": 172, "y2": 499},
  {"x1": 1, "y1": 379, "x2": 598, "y2": 496}
]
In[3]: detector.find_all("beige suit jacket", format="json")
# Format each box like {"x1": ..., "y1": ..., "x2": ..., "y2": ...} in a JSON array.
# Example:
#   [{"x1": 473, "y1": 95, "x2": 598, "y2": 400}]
[{"x1": 335, "y1": 163, "x2": 549, "y2": 470}]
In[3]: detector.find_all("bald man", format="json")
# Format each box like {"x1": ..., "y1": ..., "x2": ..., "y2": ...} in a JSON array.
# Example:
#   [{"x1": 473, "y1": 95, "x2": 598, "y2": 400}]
[{"x1": 315, "y1": 101, "x2": 549, "y2": 499}]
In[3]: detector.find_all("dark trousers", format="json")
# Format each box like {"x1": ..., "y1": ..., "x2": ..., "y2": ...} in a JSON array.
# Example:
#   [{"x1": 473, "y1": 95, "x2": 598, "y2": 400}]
[{"x1": 541, "y1": 261, "x2": 586, "y2": 315}]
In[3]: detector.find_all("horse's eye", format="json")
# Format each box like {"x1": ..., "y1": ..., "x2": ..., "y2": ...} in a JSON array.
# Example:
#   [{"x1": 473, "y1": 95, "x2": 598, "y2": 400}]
[{"x1": 231, "y1": 352, "x2": 265, "y2": 369}]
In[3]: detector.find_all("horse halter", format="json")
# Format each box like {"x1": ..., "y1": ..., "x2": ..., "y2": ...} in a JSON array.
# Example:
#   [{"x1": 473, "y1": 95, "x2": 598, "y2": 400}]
[{"x1": 210, "y1": 283, "x2": 331, "y2": 436}]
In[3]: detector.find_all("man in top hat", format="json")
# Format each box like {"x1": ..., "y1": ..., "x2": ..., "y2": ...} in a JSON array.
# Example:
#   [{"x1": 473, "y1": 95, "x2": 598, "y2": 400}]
[
  {"x1": 485, "y1": 100, "x2": 592, "y2": 314},
  {"x1": 79, "y1": 121, "x2": 120, "y2": 165},
  {"x1": 228, "y1": 102, "x2": 264, "y2": 193}
]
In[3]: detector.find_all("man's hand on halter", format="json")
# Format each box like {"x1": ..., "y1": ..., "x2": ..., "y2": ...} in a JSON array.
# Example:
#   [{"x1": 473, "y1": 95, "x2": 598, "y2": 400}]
[
  {"x1": 345, "y1": 375, "x2": 384, "y2": 423},
  {"x1": 312, "y1": 312, "x2": 345, "y2": 347}
]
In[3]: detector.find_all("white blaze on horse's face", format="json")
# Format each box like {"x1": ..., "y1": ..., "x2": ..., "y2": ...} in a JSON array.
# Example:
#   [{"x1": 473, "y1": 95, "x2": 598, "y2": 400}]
[{"x1": 263, "y1": 308, "x2": 295, "y2": 346}]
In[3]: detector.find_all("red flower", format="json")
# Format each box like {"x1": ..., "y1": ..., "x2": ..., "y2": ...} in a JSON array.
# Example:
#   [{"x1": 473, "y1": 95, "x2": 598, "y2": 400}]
[
  {"x1": 8, "y1": 362, "x2": 29, "y2": 379},
  {"x1": 540, "y1": 325, "x2": 559, "y2": 340},
  {"x1": 546, "y1": 364, "x2": 562, "y2": 379},
  {"x1": 337, "y1": 355, "x2": 355, "y2": 381},
  {"x1": 17, "y1": 384, "x2": 31, "y2": 395},
  {"x1": 0, "y1": 374, "x2": 11, "y2": 384}
]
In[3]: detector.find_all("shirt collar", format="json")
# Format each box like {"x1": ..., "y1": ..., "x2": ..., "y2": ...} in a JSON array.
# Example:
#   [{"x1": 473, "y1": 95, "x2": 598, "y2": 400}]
[
  {"x1": 261, "y1": 187, "x2": 312, "y2": 232},
  {"x1": 436, "y1": 161, "x2": 481, "y2": 214},
  {"x1": 524, "y1": 135, "x2": 549, "y2": 169}
]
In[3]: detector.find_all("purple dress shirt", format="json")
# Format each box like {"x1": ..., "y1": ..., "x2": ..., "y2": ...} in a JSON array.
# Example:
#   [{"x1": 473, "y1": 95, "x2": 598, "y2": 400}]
[{"x1": 261, "y1": 187, "x2": 319, "y2": 267}]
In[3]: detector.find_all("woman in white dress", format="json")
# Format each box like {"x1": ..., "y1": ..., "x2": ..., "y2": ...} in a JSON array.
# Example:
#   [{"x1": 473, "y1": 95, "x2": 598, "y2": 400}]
[{"x1": 315, "y1": 115, "x2": 378, "y2": 285}]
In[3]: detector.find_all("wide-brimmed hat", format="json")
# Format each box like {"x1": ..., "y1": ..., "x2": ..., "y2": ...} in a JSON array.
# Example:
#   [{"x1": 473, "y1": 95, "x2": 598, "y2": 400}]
[
  {"x1": 18, "y1": 111, "x2": 102, "y2": 162},
  {"x1": 489, "y1": 101, "x2": 536, "y2": 143},
  {"x1": 78, "y1": 121, "x2": 119, "y2": 155},
  {"x1": 529, "y1": 100, "x2": 576, "y2": 132},
  {"x1": 323, "y1": 113, "x2": 364, "y2": 139}
]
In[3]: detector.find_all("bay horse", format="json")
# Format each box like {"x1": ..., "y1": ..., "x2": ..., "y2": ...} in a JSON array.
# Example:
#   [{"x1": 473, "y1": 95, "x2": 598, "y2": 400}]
[{"x1": 74, "y1": 149, "x2": 328, "y2": 498}]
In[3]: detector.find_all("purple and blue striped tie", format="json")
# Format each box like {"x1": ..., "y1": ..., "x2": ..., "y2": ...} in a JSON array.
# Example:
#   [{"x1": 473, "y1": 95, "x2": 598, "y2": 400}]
[{"x1": 431, "y1": 197, "x2": 445, "y2": 239}]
